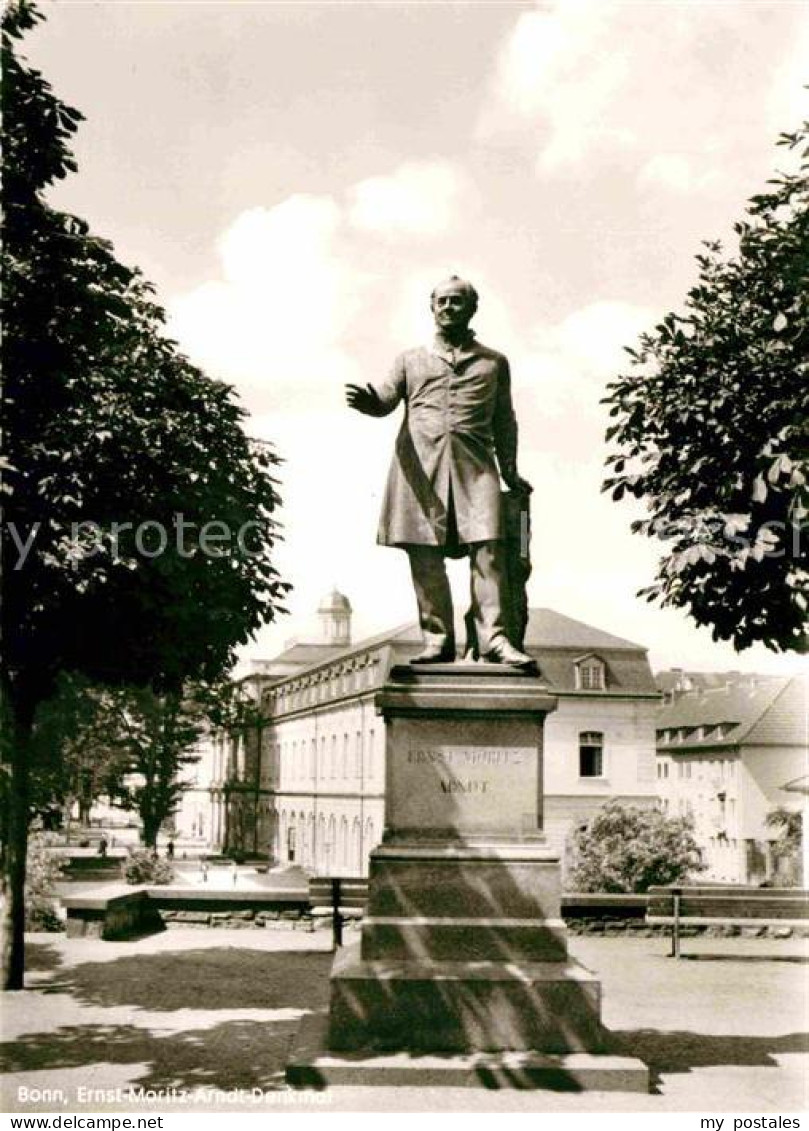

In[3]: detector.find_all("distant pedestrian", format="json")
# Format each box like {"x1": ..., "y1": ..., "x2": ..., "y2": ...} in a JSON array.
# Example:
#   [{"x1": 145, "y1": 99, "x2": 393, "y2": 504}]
[
  {"x1": 231, "y1": 860, "x2": 238, "y2": 887},
  {"x1": 166, "y1": 839, "x2": 175, "y2": 860},
  {"x1": 98, "y1": 836, "x2": 108, "y2": 858},
  {"x1": 201, "y1": 861, "x2": 209, "y2": 884}
]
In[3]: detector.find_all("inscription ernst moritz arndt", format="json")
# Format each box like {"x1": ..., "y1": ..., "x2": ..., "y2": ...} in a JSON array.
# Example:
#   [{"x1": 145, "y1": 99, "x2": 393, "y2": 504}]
[
  {"x1": 408, "y1": 746, "x2": 524, "y2": 795},
  {"x1": 389, "y1": 731, "x2": 539, "y2": 835}
]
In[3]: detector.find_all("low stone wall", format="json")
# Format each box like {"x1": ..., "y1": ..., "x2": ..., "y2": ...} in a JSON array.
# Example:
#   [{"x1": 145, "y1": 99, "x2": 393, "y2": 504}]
[
  {"x1": 63, "y1": 884, "x2": 319, "y2": 938},
  {"x1": 562, "y1": 891, "x2": 808, "y2": 938},
  {"x1": 63, "y1": 886, "x2": 809, "y2": 940},
  {"x1": 160, "y1": 907, "x2": 313, "y2": 930},
  {"x1": 58, "y1": 852, "x2": 128, "y2": 885},
  {"x1": 63, "y1": 886, "x2": 164, "y2": 940},
  {"x1": 149, "y1": 886, "x2": 310, "y2": 929}
]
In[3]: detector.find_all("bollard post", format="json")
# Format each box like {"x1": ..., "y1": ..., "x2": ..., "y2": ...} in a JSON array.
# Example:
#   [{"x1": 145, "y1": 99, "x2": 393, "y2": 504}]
[
  {"x1": 332, "y1": 877, "x2": 343, "y2": 950},
  {"x1": 671, "y1": 887, "x2": 682, "y2": 958}
]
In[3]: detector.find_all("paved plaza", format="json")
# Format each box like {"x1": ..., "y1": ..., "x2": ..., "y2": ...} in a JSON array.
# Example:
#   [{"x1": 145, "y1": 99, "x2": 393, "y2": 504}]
[{"x1": 1, "y1": 929, "x2": 806, "y2": 1114}]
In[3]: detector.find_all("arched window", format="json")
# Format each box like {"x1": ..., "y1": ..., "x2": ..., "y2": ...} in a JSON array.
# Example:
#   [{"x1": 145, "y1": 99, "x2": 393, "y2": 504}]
[
  {"x1": 327, "y1": 815, "x2": 336, "y2": 874},
  {"x1": 364, "y1": 816, "x2": 376, "y2": 859},
  {"x1": 355, "y1": 731, "x2": 362, "y2": 779},
  {"x1": 351, "y1": 818, "x2": 362, "y2": 874},
  {"x1": 317, "y1": 814, "x2": 326, "y2": 874},
  {"x1": 343, "y1": 733, "x2": 350, "y2": 779},
  {"x1": 339, "y1": 816, "x2": 349, "y2": 869},
  {"x1": 287, "y1": 813, "x2": 297, "y2": 862}
]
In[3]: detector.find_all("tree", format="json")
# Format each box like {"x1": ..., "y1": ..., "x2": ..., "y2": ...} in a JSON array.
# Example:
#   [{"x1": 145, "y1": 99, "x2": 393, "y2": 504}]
[
  {"x1": 766, "y1": 805, "x2": 803, "y2": 871},
  {"x1": 1, "y1": 1, "x2": 289, "y2": 988},
  {"x1": 104, "y1": 687, "x2": 205, "y2": 848},
  {"x1": 569, "y1": 802, "x2": 705, "y2": 893},
  {"x1": 29, "y1": 674, "x2": 129, "y2": 833},
  {"x1": 603, "y1": 122, "x2": 808, "y2": 653}
]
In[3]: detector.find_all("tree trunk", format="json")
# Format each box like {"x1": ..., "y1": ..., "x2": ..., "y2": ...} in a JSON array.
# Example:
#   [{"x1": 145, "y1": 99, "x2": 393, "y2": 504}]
[
  {"x1": 141, "y1": 806, "x2": 160, "y2": 850},
  {"x1": 1, "y1": 686, "x2": 35, "y2": 990}
]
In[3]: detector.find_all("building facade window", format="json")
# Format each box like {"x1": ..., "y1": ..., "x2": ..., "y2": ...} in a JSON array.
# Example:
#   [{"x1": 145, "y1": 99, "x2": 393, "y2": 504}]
[
  {"x1": 576, "y1": 657, "x2": 606, "y2": 691},
  {"x1": 579, "y1": 731, "x2": 604, "y2": 778}
]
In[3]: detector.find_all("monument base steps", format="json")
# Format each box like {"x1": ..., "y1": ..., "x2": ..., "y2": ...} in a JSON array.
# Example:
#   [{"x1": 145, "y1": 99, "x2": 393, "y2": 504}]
[
  {"x1": 285, "y1": 666, "x2": 649, "y2": 1091},
  {"x1": 287, "y1": 1012, "x2": 649, "y2": 1091},
  {"x1": 327, "y1": 941, "x2": 608, "y2": 1053}
]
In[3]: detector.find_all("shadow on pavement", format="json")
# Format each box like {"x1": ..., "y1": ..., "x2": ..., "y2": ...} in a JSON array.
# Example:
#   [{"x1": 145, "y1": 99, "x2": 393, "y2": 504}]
[
  {"x1": 677, "y1": 954, "x2": 808, "y2": 964},
  {"x1": 614, "y1": 1028, "x2": 809, "y2": 1090},
  {"x1": 1, "y1": 1018, "x2": 298, "y2": 1091},
  {"x1": 42, "y1": 948, "x2": 333, "y2": 1011},
  {"x1": 24, "y1": 943, "x2": 65, "y2": 974}
]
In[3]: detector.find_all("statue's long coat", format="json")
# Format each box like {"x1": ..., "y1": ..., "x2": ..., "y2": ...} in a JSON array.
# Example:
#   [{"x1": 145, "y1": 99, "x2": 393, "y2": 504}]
[{"x1": 373, "y1": 338, "x2": 519, "y2": 547}]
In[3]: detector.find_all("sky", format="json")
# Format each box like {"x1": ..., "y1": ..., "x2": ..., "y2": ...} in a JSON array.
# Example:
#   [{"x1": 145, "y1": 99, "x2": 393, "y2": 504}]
[{"x1": 25, "y1": 0, "x2": 809, "y2": 675}]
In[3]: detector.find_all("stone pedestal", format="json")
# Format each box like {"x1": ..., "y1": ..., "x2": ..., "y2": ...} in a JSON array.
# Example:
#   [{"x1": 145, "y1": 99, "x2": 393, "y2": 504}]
[{"x1": 287, "y1": 664, "x2": 648, "y2": 1091}]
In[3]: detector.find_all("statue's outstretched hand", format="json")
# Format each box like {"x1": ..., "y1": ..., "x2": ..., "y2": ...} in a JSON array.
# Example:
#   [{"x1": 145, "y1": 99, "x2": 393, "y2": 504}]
[{"x1": 346, "y1": 383, "x2": 384, "y2": 417}]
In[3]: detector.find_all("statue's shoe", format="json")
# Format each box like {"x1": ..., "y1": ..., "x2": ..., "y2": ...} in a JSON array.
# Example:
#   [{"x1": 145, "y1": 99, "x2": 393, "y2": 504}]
[
  {"x1": 411, "y1": 643, "x2": 456, "y2": 664},
  {"x1": 481, "y1": 640, "x2": 537, "y2": 671}
]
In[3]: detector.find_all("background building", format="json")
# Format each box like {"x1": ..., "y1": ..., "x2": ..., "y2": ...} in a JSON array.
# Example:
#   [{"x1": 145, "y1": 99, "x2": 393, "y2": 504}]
[
  {"x1": 213, "y1": 592, "x2": 661, "y2": 878},
  {"x1": 655, "y1": 671, "x2": 808, "y2": 884}
]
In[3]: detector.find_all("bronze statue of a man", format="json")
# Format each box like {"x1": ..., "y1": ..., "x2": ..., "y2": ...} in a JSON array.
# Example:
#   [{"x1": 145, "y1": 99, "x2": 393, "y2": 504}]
[{"x1": 346, "y1": 276, "x2": 535, "y2": 669}]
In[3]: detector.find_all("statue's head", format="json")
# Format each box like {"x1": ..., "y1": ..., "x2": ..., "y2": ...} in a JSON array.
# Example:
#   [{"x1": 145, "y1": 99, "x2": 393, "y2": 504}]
[{"x1": 430, "y1": 275, "x2": 478, "y2": 332}]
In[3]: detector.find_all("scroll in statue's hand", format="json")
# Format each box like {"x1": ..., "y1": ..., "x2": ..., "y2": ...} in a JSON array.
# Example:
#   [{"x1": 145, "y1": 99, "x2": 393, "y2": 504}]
[
  {"x1": 345, "y1": 383, "x2": 385, "y2": 417},
  {"x1": 504, "y1": 474, "x2": 533, "y2": 496}
]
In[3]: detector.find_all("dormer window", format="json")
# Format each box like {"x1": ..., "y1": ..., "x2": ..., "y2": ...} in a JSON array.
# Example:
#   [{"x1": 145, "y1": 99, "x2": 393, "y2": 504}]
[{"x1": 575, "y1": 654, "x2": 606, "y2": 691}]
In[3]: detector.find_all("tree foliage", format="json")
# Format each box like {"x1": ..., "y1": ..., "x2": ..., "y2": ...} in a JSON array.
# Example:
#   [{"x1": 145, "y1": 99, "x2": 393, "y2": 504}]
[
  {"x1": 103, "y1": 686, "x2": 206, "y2": 849},
  {"x1": 603, "y1": 123, "x2": 808, "y2": 653},
  {"x1": 24, "y1": 832, "x2": 64, "y2": 932},
  {"x1": 122, "y1": 849, "x2": 174, "y2": 886},
  {"x1": 569, "y1": 802, "x2": 705, "y2": 893},
  {"x1": 29, "y1": 674, "x2": 129, "y2": 829},
  {"x1": 766, "y1": 805, "x2": 803, "y2": 861},
  {"x1": 1, "y1": 0, "x2": 289, "y2": 987}
]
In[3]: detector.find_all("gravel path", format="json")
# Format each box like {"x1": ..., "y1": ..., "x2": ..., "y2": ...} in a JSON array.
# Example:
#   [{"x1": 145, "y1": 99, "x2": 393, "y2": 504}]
[{"x1": 1, "y1": 930, "x2": 806, "y2": 1114}]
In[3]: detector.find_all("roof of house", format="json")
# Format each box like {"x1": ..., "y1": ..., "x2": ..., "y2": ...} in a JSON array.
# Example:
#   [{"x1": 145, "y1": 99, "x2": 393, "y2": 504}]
[
  {"x1": 656, "y1": 669, "x2": 748, "y2": 695},
  {"x1": 255, "y1": 642, "x2": 347, "y2": 675},
  {"x1": 656, "y1": 673, "x2": 807, "y2": 752},
  {"x1": 258, "y1": 607, "x2": 657, "y2": 697},
  {"x1": 522, "y1": 608, "x2": 646, "y2": 652}
]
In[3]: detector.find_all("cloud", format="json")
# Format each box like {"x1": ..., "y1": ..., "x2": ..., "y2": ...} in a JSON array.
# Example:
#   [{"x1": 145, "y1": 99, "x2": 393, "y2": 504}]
[
  {"x1": 478, "y1": 0, "x2": 806, "y2": 187},
  {"x1": 638, "y1": 154, "x2": 722, "y2": 195},
  {"x1": 483, "y1": 0, "x2": 630, "y2": 171},
  {"x1": 766, "y1": 10, "x2": 809, "y2": 132},
  {"x1": 511, "y1": 300, "x2": 654, "y2": 429},
  {"x1": 168, "y1": 193, "x2": 368, "y2": 409},
  {"x1": 347, "y1": 160, "x2": 467, "y2": 236}
]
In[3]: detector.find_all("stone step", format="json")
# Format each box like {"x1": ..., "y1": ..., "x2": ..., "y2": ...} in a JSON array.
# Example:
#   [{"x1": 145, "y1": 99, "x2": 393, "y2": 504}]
[
  {"x1": 360, "y1": 915, "x2": 569, "y2": 962},
  {"x1": 288, "y1": 1012, "x2": 649, "y2": 1091},
  {"x1": 366, "y1": 848, "x2": 562, "y2": 920},
  {"x1": 327, "y1": 941, "x2": 606, "y2": 1054}
]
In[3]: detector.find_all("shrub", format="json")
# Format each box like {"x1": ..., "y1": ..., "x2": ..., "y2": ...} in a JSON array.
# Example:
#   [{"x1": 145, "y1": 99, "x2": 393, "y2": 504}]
[
  {"x1": 122, "y1": 849, "x2": 174, "y2": 886},
  {"x1": 25, "y1": 832, "x2": 65, "y2": 932},
  {"x1": 569, "y1": 801, "x2": 706, "y2": 893}
]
